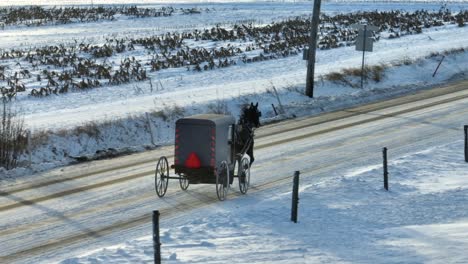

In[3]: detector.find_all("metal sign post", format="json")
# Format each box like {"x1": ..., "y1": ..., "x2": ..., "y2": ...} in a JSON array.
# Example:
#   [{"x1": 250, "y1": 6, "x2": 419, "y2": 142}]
[
  {"x1": 361, "y1": 26, "x2": 367, "y2": 89},
  {"x1": 351, "y1": 23, "x2": 378, "y2": 89}
]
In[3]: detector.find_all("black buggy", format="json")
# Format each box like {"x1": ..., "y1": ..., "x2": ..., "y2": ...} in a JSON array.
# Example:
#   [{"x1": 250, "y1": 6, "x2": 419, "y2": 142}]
[{"x1": 155, "y1": 104, "x2": 261, "y2": 201}]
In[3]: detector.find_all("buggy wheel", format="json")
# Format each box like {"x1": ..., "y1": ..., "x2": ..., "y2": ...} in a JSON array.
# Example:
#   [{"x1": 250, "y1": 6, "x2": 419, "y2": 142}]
[
  {"x1": 239, "y1": 157, "x2": 250, "y2": 194},
  {"x1": 179, "y1": 173, "x2": 190, "y2": 190},
  {"x1": 216, "y1": 160, "x2": 230, "y2": 201},
  {"x1": 155, "y1": 156, "x2": 169, "y2": 197}
]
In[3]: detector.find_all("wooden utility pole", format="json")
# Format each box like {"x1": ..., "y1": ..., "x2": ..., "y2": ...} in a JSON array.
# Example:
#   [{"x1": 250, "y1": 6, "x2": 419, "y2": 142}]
[{"x1": 305, "y1": 0, "x2": 322, "y2": 98}]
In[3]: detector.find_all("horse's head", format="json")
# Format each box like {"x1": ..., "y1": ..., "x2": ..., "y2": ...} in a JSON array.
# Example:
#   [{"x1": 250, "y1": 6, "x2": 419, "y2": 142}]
[{"x1": 240, "y1": 102, "x2": 261, "y2": 128}]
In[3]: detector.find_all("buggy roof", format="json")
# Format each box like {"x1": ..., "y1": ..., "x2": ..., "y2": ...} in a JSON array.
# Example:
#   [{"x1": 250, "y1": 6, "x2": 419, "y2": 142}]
[{"x1": 177, "y1": 114, "x2": 235, "y2": 126}]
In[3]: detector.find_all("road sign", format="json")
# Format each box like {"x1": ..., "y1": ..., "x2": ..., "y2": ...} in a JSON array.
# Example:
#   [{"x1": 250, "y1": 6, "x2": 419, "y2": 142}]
[
  {"x1": 355, "y1": 37, "x2": 373, "y2": 52},
  {"x1": 358, "y1": 29, "x2": 374, "y2": 38},
  {"x1": 351, "y1": 23, "x2": 379, "y2": 32},
  {"x1": 351, "y1": 23, "x2": 378, "y2": 89},
  {"x1": 354, "y1": 24, "x2": 377, "y2": 52}
]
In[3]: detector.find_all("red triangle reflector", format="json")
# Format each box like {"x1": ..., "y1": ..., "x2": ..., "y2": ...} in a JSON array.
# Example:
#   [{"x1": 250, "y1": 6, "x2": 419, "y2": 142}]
[{"x1": 185, "y1": 152, "x2": 201, "y2": 169}]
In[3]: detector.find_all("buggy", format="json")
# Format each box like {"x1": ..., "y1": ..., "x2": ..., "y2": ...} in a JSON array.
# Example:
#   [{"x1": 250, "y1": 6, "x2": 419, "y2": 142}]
[{"x1": 154, "y1": 114, "x2": 254, "y2": 201}]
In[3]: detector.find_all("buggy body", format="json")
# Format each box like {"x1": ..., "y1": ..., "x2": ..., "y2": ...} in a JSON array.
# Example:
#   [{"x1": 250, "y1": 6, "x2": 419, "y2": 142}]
[
  {"x1": 174, "y1": 114, "x2": 235, "y2": 184},
  {"x1": 155, "y1": 114, "x2": 253, "y2": 201}
]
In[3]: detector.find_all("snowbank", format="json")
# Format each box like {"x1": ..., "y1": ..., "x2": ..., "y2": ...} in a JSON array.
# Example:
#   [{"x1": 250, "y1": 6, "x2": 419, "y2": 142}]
[{"x1": 60, "y1": 139, "x2": 468, "y2": 263}]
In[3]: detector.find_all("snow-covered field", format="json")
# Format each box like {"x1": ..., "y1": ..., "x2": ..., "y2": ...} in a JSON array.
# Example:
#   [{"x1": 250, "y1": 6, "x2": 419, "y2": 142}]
[
  {"x1": 2, "y1": 1, "x2": 467, "y2": 131},
  {"x1": 61, "y1": 139, "x2": 468, "y2": 264}
]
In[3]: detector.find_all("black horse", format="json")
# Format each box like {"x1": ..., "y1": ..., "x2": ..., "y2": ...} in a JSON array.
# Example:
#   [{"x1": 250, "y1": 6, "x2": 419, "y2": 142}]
[{"x1": 235, "y1": 102, "x2": 261, "y2": 165}]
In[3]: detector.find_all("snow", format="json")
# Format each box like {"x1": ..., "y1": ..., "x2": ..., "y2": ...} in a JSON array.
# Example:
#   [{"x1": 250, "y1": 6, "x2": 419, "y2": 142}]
[
  {"x1": 60, "y1": 140, "x2": 468, "y2": 263},
  {"x1": 1, "y1": 2, "x2": 468, "y2": 262}
]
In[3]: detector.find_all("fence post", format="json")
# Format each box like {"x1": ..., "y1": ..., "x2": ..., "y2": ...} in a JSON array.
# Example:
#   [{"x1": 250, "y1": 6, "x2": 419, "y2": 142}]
[
  {"x1": 153, "y1": 210, "x2": 161, "y2": 264},
  {"x1": 383, "y1": 147, "x2": 389, "y2": 191},
  {"x1": 291, "y1": 171, "x2": 300, "y2": 223},
  {"x1": 27, "y1": 130, "x2": 32, "y2": 168},
  {"x1": 146, "y1": 112, "x2": 156, "y2": 146},
  {"x1": 432, "y1": 55, "x2": 445, "y2": 77},
  {"x1": 465, "y1": 126, "x2": 468, "y2": 162},
  {"x1": 271, "y1": 104, "x2": 278, "y2": 116},
  {"x1": 271, "y1": 85, "x2": 285, "y2": 115}
]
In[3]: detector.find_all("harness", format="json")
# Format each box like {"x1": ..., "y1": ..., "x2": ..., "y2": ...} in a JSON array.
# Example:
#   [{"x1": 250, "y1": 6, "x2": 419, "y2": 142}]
[{"x1": 235, "y1": 121, "x2": 255, "y2": 157}]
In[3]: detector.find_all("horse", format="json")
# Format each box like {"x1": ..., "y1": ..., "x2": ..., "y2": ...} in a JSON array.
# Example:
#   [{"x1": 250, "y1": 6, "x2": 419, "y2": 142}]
[{"x1": 235, "y1": 102, "x2": 261, "y2": 166}]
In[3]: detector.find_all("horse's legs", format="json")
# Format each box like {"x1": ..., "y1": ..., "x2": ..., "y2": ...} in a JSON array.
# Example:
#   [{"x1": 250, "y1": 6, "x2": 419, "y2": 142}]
[{"x1": 248, "y1": 140, "x2": 255, "y2": 165}]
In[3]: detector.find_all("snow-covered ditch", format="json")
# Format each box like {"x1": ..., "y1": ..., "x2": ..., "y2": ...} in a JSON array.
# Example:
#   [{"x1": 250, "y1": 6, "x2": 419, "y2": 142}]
[{"x1": 60, "y1": 139, "x2": 468, "y2": 263}]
